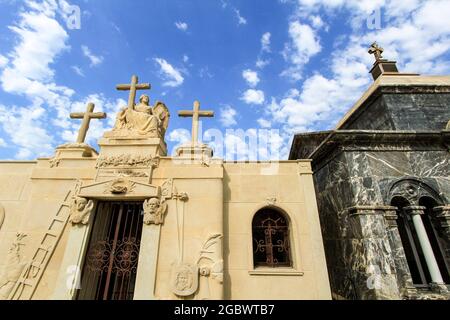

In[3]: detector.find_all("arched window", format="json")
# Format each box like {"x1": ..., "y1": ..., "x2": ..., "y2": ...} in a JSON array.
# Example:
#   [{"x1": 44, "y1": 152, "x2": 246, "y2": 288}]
[{"x1": 252, "y1": 208, "x2": 292, "y2": 268}]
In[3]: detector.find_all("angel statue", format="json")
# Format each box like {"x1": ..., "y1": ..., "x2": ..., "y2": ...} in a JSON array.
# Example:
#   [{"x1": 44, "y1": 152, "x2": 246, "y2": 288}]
[
  {"x1": 143, "y1": 197, "x2": 168, "y2": 225},
  {"x1": 69, "y1": 197, "x2": 94, "y2": 225},
  {"x1": 112, "y1": 94, "x2": 170, "y2": 138}
]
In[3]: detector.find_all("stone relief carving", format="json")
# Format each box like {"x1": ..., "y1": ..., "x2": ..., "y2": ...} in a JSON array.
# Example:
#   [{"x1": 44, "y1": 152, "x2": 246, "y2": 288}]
[
  {"x1": 49, "y1": 157, "x2": 61, "y2": 168},
  {"x1": 266, "y1": 197, "x2": 277, "y2": 206},
  {"x1": 69, "y1": 197, "x2": 94, "y2": 225},
  {"x1": 173, "y1": 191, "x2": 189, "y2": 202},
  {"x1": 0, "y1": 233, "x2": 29, "y2": 300},
  {"x1": 171, "y1": 263, "x2": 199, "y2": 297},
  {"x1": 161, "y1": 179, "x2": 174, "y2": 199},
  {"x1": 110, "y1": 95, "x2": 170, "y2": 138},
  {"x1": 143, "y1": 198, "x2": 168, "y2": 225},
  {"x1": 96, "y1": 154, "x2": 159, "y2": 168},
  {"x1": 106, "y1": 178, "x2": 136, "y2": 194},
  {"x1": 389, "y1": 179, "x2": 442, "y2": 206},
  {"x1": 0, "y1": 203, "x2": 4, "y2": 231},
  {"x1": 116, "y1": 170, "x2": 149, "y2": 178},
  {"x1": 196, "y1": 234, "x2": 224, "y2": 300}
]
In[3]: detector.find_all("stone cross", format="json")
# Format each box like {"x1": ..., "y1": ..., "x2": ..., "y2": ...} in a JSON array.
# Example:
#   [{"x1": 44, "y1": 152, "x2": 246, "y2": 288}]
[
  {"x1": 116, "y1": 75, "x2": 151, "y2": 111},
  {"x1": 178, "y1": 101, "x2": 214, "y2": 144},
  {"x1": 70, "y1": 103, "x2": 107, "y2": 143},
  {"x1": 368, "y1": 42, "x2": 384, "y2": 61}
]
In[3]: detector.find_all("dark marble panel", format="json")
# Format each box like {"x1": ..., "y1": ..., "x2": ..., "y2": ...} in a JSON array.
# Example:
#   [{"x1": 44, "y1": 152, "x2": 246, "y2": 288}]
[
  {"x1": 313, "y1": 161, "x2": 330, "y2": 192},
  {"x1": 327, "y1": 153, "x2": 350, "y2": 183},
  {"x1": 343, "y1": 237, "x2": 401, "y2": 300},
  {"x1": 408, "y1": 151, "x2": 449, "y2": 178},
  {"x1": 319, "y1": 178, "x2": 356, "y2": 215},
  {"x1": 345, "y1": 152, "x2": 371, "y2": 178},
  {"x1": 347, "y1": 214, "x2": 387, "y2": 239},
  {"x1": 345, "y1": 238, "x2": 395, "y2": 274},
  {"x1": 349, "y1": 176, "x2": 384, "y2": 205},
  {"x1": 317, "y1": 192, "x2": 341, "y2": 240},
  {"x1": 343, "y1": 95, "x2": 395, "y2": 130},
  {"x1": 384, "y1": 94, "x2": 450, "y2": 131},
  {"x1": 366, "y1": 151, "x2": 413, "y2": 177},
  {"x1": 436, "y1": 177, "x2": 450, "y2": 203}
]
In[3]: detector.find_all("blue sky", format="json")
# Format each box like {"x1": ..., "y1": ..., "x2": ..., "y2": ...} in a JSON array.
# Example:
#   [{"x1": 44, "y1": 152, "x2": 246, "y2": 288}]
[{"x1": 0, "y1": 0, "x2": 450, "y2": 160}]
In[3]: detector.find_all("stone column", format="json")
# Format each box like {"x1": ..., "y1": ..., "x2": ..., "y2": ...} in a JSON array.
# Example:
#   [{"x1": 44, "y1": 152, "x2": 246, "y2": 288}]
[
  {"x1": 383, "y1": 207, "x2": 417, "y2": 298},
  {"x1": 433, "y1": 206, "x2": 450, "y2": 239},
  {"x1": 404, "y1": 206, "x2": 447, "y2": 293},
  {"x1": 432, "y1": 205, "x2": 450, "y2": 285}
]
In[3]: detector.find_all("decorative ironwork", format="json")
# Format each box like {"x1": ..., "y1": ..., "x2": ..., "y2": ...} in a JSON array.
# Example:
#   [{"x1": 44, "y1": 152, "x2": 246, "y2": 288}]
[
  {"x1": 114, "y1": 238, "x2": 140, "y2": 276},
  {"x1": 85, "y1": 238, "x2": 140, "y2": 276},
  {"x1": 252, "y1": 209, "x2": 292, "y2": 268},
  {"x1": 86, "y1": 240, "x2": 111, "y2": 273},
  {"x1": 77, "y1": 202, "x2": 144, "y2": 300}
]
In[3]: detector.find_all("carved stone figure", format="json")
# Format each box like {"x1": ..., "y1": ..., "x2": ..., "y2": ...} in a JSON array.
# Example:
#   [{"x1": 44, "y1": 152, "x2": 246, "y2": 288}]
[
  {"x1": 196, "y1": 234, "x2": 224, "y2": 300},
  {"x1": 171, "y1": 263, "x2": 199, "y2": 297},
  {"x1": 107, "y1": 178, "x2": 135, "y2": 194},
  {"x1": 0, "y1": 233, "x2": 29, "y2": 300},
  {"x1": 143, "y1": 198, "x2": 168, "y2": 225},
  {"x1": 111, "y1": 94, "x2": 170, "y2": 138},
  {"x1": 69, "y1": 197, "x2": 94, "y2": 225}
]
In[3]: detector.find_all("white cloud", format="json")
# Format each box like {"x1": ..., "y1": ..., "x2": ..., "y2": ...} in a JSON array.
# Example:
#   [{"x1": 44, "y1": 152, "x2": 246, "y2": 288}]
[
  {"x1": 234, "y1": 9, "x2": 247, "y2": 25},
  {"x1": 261, "y1": 32, "x2": 271, "y2": 52},
  {"x1": 310, "y1": 15, "x2": 325, "y2": 29},
  {"x1": 282, "y1": 21, "x2": 321, "y2": 80},
  {"x1": 256, "y1": 58, "x2": 270, "y2": 69},
  {"x1": 257, "y1": 118, "x2": 272, "y2": 128},
  {"x1": 0, "y1": 55, "x2": 8, "y2": 68},
  {"x1": 241, "y1": 89, "x2": 265, "y2": 105},
  {"x1": 81, "y1": 45, "x2": 104, "y2": 67},
  {"x1": 0, "y1": 1, "x2": 125, "y2": 159},
  {"x1": 154, "y1": 58, "x2": 184, "y2": 87},
  {"x1": 183, "y1": 54, "x2": 189, "y2": 63},
  {"x1": 71, "y1": 66, "x2": 84, "y2": 77},
  {"x1": 0, "y1": 104, "x2": 54, "y2": 158},
  {"x1": 219, "y1": 105, "x2": 237, "y2": 127},
  {"x1": 242, "y1": 69, "x2": 260, "y2": 87},
  {"x1": 167, "y1": 128, "x2": 191, "y2": 154},
  {"x1": 0, "y1": 1, "x2": 72, "y2": 158},
  {"x1": 0, "y1": 137, "x2": 6, "y2": 147},
  {"x1": 175, "y1": 21, "x2": 188, "y2": 31}
]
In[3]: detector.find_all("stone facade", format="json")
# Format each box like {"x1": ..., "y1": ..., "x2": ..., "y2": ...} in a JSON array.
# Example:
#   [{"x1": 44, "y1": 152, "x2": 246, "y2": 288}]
[
  {"x1": 290, "y1": 74, "x2": 450, "y2": 300},
  {"x1": 0, "y1": 76, "x2": 331, "y2": 300}
]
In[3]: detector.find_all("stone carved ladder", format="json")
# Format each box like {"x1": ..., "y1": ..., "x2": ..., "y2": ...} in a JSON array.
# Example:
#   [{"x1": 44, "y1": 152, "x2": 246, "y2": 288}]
[{"x1": 8, "y1": 189, "x2": 74, "y2": 300}]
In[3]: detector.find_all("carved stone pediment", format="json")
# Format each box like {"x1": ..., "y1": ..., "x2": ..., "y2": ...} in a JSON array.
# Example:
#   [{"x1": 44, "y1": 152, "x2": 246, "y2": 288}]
[{"x1": 79, "y1": 178, "x2": 160, "y2": 200}]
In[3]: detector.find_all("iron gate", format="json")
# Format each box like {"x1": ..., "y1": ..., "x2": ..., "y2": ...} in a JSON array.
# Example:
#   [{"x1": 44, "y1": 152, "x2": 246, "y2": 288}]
[{"x1": 77, "y1": 202, "x2": 144, "y2": 300}]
